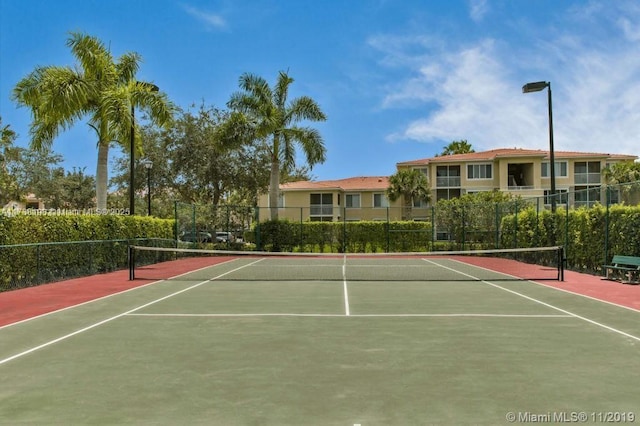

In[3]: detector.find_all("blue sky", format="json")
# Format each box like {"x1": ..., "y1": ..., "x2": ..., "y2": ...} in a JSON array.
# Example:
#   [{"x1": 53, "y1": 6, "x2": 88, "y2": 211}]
[{"x1": 1, "y1": 0, "x2": 639, "y2": 181}]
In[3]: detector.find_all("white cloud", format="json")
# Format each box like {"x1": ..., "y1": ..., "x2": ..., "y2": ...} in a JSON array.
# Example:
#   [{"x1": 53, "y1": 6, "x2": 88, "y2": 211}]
[
  {"x1": 469, "y1": 0, "x2": 489, "y2": 23},
  {"x1": 182, "y1": 4, "x2": 228, "y2": 31},
  {"x1": 373, "y1": 4, "x2": 640, "y2": 156}
]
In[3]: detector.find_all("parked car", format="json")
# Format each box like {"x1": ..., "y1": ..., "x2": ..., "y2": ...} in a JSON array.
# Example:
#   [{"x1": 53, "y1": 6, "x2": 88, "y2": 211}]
[
  {"x1": 179, "y1": 230, "x2": 213, "y2": 243},
  {"x1": 215, "y1": 232, "x2": 235, "y2": 243}
]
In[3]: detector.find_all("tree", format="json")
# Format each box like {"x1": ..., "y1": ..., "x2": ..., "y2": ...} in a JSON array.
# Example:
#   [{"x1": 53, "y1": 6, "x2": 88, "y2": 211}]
[
  {"x1": 386, "y1": 169, "x2": 431, "y2": 220},
  {"x1": 603, "y1": 161, "x2": 640, "y2": 203},
  {"x1": 12, "y1": 32, "x2": 174, "y2": 210},
  {"x1": 13, "y1": 147, "x2": 64, "y2": 206},
  {"x1": 438, "y1": 140, "x2": 475, "y2": 156},
  {"x1": 0, "y1": 117, "x2": 21, "y2": 206},
  {"x1": 226, "y1": 71, "x2": 327, "y2": 219},
  {"x1": 603, "y1": 161, "x2": 640, "y2": 185},
  {"x1": 434, "y1": 190, "x2": 522, "y2": 248},
  {"x1": 109, "y1": 104, "x2": 272, "y2": 218},
  {"x1": 47, "y1": 167, "x2": 96, "y2": 210}
]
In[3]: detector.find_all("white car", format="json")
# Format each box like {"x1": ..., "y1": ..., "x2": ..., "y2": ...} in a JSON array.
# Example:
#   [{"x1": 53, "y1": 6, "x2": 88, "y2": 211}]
[{"x1": 215, "y1": 232, "x2": 235, "y2": 243}]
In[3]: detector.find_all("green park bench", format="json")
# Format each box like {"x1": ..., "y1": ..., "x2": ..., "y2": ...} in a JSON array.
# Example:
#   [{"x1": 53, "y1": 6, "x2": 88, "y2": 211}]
[{"x1": 603, "y1": 255, "x2": 640, "y2": 283}]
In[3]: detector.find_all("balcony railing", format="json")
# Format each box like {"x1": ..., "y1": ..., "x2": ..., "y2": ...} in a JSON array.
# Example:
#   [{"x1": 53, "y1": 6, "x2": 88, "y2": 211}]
[
  {"x1": 507, "y1": 185, "x2": 535, "y2": 190},
  {"x1": 574, "y1": 173, "x2": 601, "y2": 185},
  {"x1": 310, "y1": 205, "x2": 334, "y2": 216},
  {"x1": 436, "y1": 176, "x2": 461, "y2": 187}
]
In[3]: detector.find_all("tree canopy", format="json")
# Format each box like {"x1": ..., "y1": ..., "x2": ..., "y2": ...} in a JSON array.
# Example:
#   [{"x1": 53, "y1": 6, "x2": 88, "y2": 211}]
[
  {"x1": 225, "y1": 71, "x2": 327, "y2": 219},
  {"x1": 438, "y1": 140, "x2": 475, "y2": 156},
  {"x1": 12, "y1": 32, "x2": 175, "y2": 210},
  {"x1": 386, "y1": 168, "x2": 431, "y2": 219}
]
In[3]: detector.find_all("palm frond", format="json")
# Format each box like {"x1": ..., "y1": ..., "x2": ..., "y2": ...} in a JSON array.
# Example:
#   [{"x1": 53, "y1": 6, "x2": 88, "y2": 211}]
[
  {"x1": 287, "y1": 96, "x2": 327, "y2": 123},
  {"x1": 116, "y1": 52, "x2": 142, "y2": 84},
  {"x1": 274, "y1": 71, "x2": 293, "y2": 110},
  {"x1": 66, "y1": 32, "x2": 116, "y2": 84}
]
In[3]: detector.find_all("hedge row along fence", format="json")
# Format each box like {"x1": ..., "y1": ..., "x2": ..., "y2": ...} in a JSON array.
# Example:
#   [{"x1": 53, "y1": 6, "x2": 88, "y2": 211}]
[
  {"x1": 251, "y1": 220, "x2": 435, "y2": 253},
  {"x1": 0, "y1": 215, "x2": 174, "y2": 291},
  {"x1": 501, "y1": 204, "x2": 640, "y2": 275},
  {"x1": 251, "y1": 203, "x2": 640, "y2": 276},
  {"x1": 2, "y1": 202, "x2": 640, "y2": 290}
]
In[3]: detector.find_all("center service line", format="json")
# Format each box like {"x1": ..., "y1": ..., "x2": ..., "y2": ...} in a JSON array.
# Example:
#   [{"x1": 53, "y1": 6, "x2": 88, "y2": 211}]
[{"x1": 343, "y1": 254, "x2": 350, "y2": 316}]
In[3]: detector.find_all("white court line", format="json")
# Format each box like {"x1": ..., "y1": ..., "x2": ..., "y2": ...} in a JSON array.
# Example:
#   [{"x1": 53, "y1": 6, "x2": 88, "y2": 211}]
[
  {"x1": 423, "y1": 258, "x2": 640, "y2": 343},
  {"x1": 0, "y1": 257, "x2": 242, "y2": 331},
  {"x1": 342, "y1": 253, "x2": 350, "y2": 316},
  {"x1": 0, "y1": 258, "x2": 264, "y2": 366},
  {"x1": 127, "y1": 313, "x2": 572, "y2": 318},
  {"x1": 448, "y1": 257, "x2": 640, "y2": 314}
]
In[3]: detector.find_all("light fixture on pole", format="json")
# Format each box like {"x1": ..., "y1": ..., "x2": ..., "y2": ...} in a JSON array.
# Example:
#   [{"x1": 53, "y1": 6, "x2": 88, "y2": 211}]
[
  {"x1": 140, "y1": 158, "x2": 153, "y2": 216},
  {"x1": 523, "y1": 81, "x2": 556, "y2": 212},
  {"x1": 129, "y1": 83, "x2": 159, "y2": 216}
]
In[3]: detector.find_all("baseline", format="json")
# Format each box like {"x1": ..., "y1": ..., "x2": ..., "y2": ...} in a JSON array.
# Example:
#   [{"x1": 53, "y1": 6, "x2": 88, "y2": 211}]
[
  {"x1": 423, "y1": 258, "x2": 640, "y2": 343},
  {"x1": 126, "y1": 312, "x2": 572, "y2": 318},
  {"x1": 0, "y1": 259, "x2": 263, "y2": 366}
]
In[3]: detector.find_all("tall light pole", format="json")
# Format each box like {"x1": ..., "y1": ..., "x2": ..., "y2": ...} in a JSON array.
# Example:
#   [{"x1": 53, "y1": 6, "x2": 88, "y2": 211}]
[
  {"x1": 141, "y1": 159, "x2": 153, "y2": 216},
  {"x1": 129, "y1": 83, "x2": 159, "y2": 215},
  {"x1": 523, "y1": 81, "x2": 556, "y2": 212}
]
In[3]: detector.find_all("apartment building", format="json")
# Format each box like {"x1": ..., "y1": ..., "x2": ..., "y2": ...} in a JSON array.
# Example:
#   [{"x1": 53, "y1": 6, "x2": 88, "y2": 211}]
[
  {"x1": 398, "y1": 148, "x2": 636, "y2": 207},
  {"x1": 258, "y1": 148, "x2": 637, "y2": 221},
  {"x1": 259, "y1": 176, "x2": 395, "y2": 222}
]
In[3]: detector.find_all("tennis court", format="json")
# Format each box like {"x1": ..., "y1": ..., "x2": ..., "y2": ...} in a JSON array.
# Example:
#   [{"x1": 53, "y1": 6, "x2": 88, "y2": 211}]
[{"x1": 1, "y1": 248, "x2": 639, "y2": 425}]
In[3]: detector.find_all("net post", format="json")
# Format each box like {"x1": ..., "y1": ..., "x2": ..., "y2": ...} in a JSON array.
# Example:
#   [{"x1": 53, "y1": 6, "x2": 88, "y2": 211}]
[
  {"x1": 128, "y1": 245, "x2": 135, "y2": 280},
  {"x1": 558, "y1": 245, "x2": 565, "y2": 281}
]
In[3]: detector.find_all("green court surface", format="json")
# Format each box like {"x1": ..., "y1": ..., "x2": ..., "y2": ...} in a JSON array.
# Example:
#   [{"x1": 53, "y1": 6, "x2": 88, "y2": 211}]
[{"x1": 1, "y1": 256, "x2": 639, "y2": 425}]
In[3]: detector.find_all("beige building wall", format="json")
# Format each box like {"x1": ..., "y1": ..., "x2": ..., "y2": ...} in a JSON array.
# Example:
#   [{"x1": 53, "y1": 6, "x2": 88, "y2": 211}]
[{"x1": 258, "y1": 151, "x2": 637, "y2": 221}]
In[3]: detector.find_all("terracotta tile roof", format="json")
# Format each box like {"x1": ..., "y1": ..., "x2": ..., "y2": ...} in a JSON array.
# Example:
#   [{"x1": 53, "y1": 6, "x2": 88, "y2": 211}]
[
  {"x1": 397, "y1": 148, "x2": 637, "y2": 166},
  {"x1": 281, "y1": 176, "x2": 390, "y2": 191}
]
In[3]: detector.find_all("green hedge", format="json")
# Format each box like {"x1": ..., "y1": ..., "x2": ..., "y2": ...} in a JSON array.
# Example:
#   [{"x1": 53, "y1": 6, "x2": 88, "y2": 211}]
[
  {"x1": 500, "y1": 204, "x2": 640, "y2": 274},
  {"x1": 252, "y1": 220, "x2": 433, "y2": 253},
  {"x1": 0, "y1": 214, "x2": 174, "y2": 245},
  {"x1": 0, "y1": 214, "x2": 175, "y2": 291}
]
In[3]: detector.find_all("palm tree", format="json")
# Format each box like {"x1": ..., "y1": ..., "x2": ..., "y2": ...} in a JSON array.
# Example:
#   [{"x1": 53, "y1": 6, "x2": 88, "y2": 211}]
[
  {"x1": 226, "y1": 71, "x2": 327, "y2": 219},
  {"x1": 12, "y1": 32, "x2": 174, "y2": 210},
  {"x1": 439, "y1": 139, "x2": 475, "y2": 156},
  {"x1": 386, "y1": 169, "x2": 431, "y2": 220},
  {"x1": 0, "y1": 117, "x2": 21, "y2": 206}
]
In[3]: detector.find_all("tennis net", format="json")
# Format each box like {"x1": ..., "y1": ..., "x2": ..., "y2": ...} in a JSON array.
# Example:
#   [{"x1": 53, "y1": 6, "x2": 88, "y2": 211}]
[{"x1": 128, "y1": 245, "x2": 564, "y2": 282}]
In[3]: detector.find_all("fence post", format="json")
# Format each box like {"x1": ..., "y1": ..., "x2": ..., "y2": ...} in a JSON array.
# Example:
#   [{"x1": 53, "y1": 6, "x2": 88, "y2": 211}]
[
  {"x1": 494, "y1": 202, "x2": 500, "y2": 249},
  {"x1": 386, "y1": 207, "x2": 390, "y2": 253},
  {"x1": 604, "y1": 186, "x2": 610, "y2": 268},
  {"x1": 431, "y1": 206, "x2": 435, "y2": 251},
  {"x1": 343, "y1": 207, "x2": 347, "y2": 253},
  {"x1": 513, "y1": 199, "x2": 518, "y2": 248},
  {"x1": 173, "y1": 201, "x2": 178, "y2": 241},
  {"x1": 300, "y1": 207, "x2": 303, "y2": 251},
  {"x1": 461, "y1": 204, "x2": 466, "y2": 250}
]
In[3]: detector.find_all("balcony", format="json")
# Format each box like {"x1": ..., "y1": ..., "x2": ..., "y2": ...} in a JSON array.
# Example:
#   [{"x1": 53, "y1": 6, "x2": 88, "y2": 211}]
[
  {"x1": 310, "y1": 205, "x2": 334, "y2": 216},
  {"x1": 574, "y1": 173, "x2": 601, "y2": 185},
  {"x1": 436, "y1": 176, "x2": 461, "y2": 187}
]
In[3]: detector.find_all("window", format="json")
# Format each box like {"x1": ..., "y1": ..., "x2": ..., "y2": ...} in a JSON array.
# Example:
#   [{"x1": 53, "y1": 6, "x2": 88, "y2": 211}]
[
  {"x1": 345, "y1": 193, "x2": 361, "y2": 208},
  {"x1": 467, "y1": 163, "x2": 492, "y2": 180},
  {"x1": 373, "y1": 193, "x2": 389, "y2": 208},
  {"x1": 544, "y1": 189, "x2": 568, "y2": 205},
  {"x1": 436, "y1": 188, "x2": 461, "y2": 202},
  {"x1": 414, "y1": 167, "x2": 429, "y2": 177},
  {"x1": 310, "y1": 193, "x2": 333, "y2": 218},
  {"x1": 436, "y1": 166, "x2": 461, "y2": 187},
  {"x1": 574, "y1": 161, "x2": 601, "y2": 184},
  {"x1": 412, "y1": 197, "x2": 429, "y2": 208},
  {"x1": 606, "y1": 187, "x2": 620, "y2": 205},
  {"x1": 575, "y1": 186, "x2": 601, "y2": 208},
  {"x1": 541, "y1": 161, "x2": 568, "y2": 178}
]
